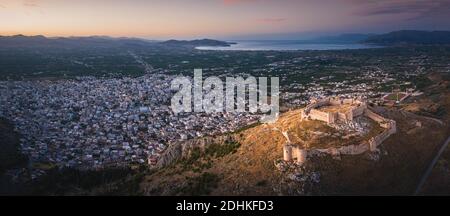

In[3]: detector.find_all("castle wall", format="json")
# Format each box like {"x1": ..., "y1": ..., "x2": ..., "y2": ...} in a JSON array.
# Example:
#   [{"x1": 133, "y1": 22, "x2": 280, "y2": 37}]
[
  {"x1": 337, "y1": 112, "x2": 347, "y2": 122},
  {"x1": 303, "y1": 99, "x2": 329, "y2": 114},
  {"x1": 309, "y1": 109, "x2": 331, "y2": 123},
  {"x1": 364, "y1": 108, "x2": 387, "y2": 123},
  {"x1": 303, "y1": 97, "x2": 368, "y2": 124},
  {"x1": 329, "y1": 112, "x2": 337, "y2": 124},
  {"x1": 338, "y1": 143, "x2": 370, "y2": 155},
  {"x1": 352, "y1": 105, "x2": 366, "y2": 117},
  {"x1": 290, "y1": 100, "x2": 397, "y2": 163},
  {"x1": 329, "y1": 98, "x2": 343, "y2": 106},
  {"x1": 368, "y1": 121, "x2": 396, "y2": 150},
  {"x1": 342, "y1": 98, "x2": 354, "y2": 104}
]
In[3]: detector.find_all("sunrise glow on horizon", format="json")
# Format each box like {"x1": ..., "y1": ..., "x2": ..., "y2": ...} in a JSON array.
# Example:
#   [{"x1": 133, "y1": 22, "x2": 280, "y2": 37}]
[{"x1": 1, "y1": 0, "x2": 450, "y2": 39}]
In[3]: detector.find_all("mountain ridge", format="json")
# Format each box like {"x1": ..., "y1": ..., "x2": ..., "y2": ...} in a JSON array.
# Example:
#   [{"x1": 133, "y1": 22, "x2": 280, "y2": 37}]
[
  {"x1": 0, "y1": 35, "x2": 156, "y2": 48},
  {"x1": 363, "y1": 30, "x2": 450, "y2": 45},
  {"x1": 0, "y1": 35, "x2": 233, "y2": 48}
]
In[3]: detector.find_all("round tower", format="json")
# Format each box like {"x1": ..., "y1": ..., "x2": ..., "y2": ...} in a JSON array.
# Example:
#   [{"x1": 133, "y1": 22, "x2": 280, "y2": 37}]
[
  {"x1": 283, "y1": 145, "x2": 293, "y2": 161},
  {"x1": 296, "y1": 148, "x2": 307, "y2": 165}
]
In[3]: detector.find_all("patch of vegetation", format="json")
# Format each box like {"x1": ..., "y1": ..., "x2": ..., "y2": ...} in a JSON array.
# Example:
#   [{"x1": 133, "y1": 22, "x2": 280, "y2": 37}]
[
  {"x1": 180, "y1": 140, "x2": 241, "y2": 171},
  {"x1": 205, "y1": 140, "x2": 241, "y2": 158},
  {"x1": 417, "y1": 106, "x2": 447, "y2": 118},
  {"x1": 0, "y1": 118, "x2": 28, "y2": 174},
  {"x1": 432, "y1": 106, "x2": 447, "y2": 117},
  {"x1": 183, "y1": 147, "x2": 203, "y2": 166},
  {"x1": 30, "y1": 167, "x2": 141, "y2": 195},
  {"x1": 100, "y1": 171, "x2": 146, "y2": 195},
  {"x1": 415, "y1": 75, "x2": 434, "y2": 90},
  {"x1": 256, "y1": 180, "x2": 268, "y2": 187},
  {"x1": 177, "y1": 172, "x2": 219, "y2": 196},
  {"x1": 32, "y1": 162, "x2": 57, "y2": 170},
  {"x1": 228, "y1": 122, "x2": 261, "y2": 134}
]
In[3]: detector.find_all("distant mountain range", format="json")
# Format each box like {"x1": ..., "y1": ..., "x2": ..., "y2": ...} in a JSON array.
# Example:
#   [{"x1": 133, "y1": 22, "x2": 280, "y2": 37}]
[
  {"x1": 0, "y1": 35, "x2": 234, "y2": 48},
  {"x1": 363, "y1": 30, "x2": 450, "y2": 45},
  {"x1": 2, "y1": 31, "x2": 450, "y2": 49},
  {"x1": 309, "y1": 31, "x2": 450, "y2": 45},
  {"x1": 160, "y1": 39, "x2": 235, "y2": 47},
  {"x1": 0, "y1": 35, "x2": 155, "y2": 48},
  {"x1": 313, "y1": 33, "x2": 376, "y2": 43}
]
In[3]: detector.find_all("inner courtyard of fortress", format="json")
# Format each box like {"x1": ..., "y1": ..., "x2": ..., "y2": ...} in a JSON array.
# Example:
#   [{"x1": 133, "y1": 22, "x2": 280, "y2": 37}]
[{"x1": 282, "y1": 97, "x2": 397, "y2": 165}]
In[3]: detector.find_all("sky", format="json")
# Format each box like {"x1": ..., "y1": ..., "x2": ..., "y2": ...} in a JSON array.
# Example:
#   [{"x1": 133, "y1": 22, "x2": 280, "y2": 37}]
[{"x1": 0, "y1": 0, "x2": 450, "y2": 40}]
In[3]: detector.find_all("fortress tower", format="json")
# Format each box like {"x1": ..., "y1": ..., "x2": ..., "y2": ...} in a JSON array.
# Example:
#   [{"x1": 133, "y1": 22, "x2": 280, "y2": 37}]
[
  {"x1": 281, "y1": 97, "x2": 396, "y2": 165},
  {"x1": 283, "y1": 144, "x2": 307, "y2": 165}
]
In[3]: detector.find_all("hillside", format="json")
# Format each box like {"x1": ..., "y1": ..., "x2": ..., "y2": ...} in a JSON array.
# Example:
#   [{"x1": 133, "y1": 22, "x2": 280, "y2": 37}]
[
  {"x1": 2, "y1": 73, "x2": 449, "y2": 195},
  {"x1": 363, "y1": 30, "x2": 450, "y2": 45},
  {"x1": 413, "y1": 73, "x2": 450, "y2": 195},
  {"x1": 140, "y1": 88, "x2": 450, "y2": 195}
]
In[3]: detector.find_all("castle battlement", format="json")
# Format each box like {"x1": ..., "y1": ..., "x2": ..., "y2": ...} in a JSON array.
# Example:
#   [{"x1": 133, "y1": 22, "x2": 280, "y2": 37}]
[
  {"x1": 301, "y1": 97, "x2": 367, "y2": 124},
  {"x1": 282, "y1": 97, "x2": 396, "y2": 165}
]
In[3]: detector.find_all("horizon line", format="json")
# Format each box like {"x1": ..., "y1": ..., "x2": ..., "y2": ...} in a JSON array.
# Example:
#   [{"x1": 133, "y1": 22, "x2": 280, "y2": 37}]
[{"x1": 1, "y1": 29, "x2": 449, "y2": 41}]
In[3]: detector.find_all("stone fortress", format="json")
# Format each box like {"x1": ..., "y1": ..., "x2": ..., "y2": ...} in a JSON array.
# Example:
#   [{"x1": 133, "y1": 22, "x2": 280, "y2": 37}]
[
  {"x1": 301, "y1": 97, "x2": 367, "y2": 124},
  {"x1": 283, "y1": 97, "x2": 397, "y2": 165}
]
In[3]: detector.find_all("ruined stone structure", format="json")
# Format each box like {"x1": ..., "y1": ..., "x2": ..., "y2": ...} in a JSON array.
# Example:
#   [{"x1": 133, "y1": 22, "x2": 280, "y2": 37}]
[
  {"x1": 283, "y1": 97, "x2": 396, "y2": 165},
  {"x1": 283, "y1": 144, "x2": 307, "y2": 164},
  {"x1": 365, "y1": 109, "x2": 397, "y2": 151},
  {"x1": 301, "y1": 97, "x2": 367, "y2": 124}
]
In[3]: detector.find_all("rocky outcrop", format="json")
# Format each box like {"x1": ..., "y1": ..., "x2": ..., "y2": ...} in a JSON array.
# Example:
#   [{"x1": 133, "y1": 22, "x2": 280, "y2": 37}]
[{"x1": 155, "y1": 134, "x2": 238, "y2": 168}]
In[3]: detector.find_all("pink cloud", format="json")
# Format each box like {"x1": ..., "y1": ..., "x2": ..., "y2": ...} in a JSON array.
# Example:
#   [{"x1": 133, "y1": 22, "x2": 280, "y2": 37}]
[
  {"x1": 256, "y1": 18, "x2": 286, "y2": 23},
  {"x1": 223, "y1": 0, "x2": 258, "y2": 6},
  {"x1": 23, "y1": 0, "x2": 40, "y2": 7},
  {"x1": 351, "y1": 0, "x2": 443, "y2": 16}
]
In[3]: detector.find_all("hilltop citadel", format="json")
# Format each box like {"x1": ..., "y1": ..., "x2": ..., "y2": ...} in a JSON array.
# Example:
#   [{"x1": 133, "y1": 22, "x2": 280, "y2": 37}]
[{"x1": 282, "y1": 97, "x2": 397, "y2": 165}]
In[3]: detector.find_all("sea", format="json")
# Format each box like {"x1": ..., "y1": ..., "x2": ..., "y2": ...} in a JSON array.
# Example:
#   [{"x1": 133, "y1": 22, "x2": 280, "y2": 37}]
[{"x1": 195, "y1": 40, "x2": 382, "y2": 51}]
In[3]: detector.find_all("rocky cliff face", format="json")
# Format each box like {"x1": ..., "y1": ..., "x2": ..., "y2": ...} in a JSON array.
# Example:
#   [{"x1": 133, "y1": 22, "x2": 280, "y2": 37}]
[{"x1": 155, "y1": 134, "x2": 238, "y2": 168}]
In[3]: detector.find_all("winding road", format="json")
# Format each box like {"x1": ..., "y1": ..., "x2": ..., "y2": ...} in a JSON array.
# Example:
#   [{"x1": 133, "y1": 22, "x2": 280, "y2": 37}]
[{"x1": 414, "y1": 135, "x2": 450, "y2": 195}]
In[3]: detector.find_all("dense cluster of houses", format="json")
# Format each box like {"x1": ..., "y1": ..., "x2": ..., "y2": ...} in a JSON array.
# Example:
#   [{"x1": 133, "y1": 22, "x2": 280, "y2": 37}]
[{"x1": 0, "y1": 73, "x2": 259, "y2": 169}]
